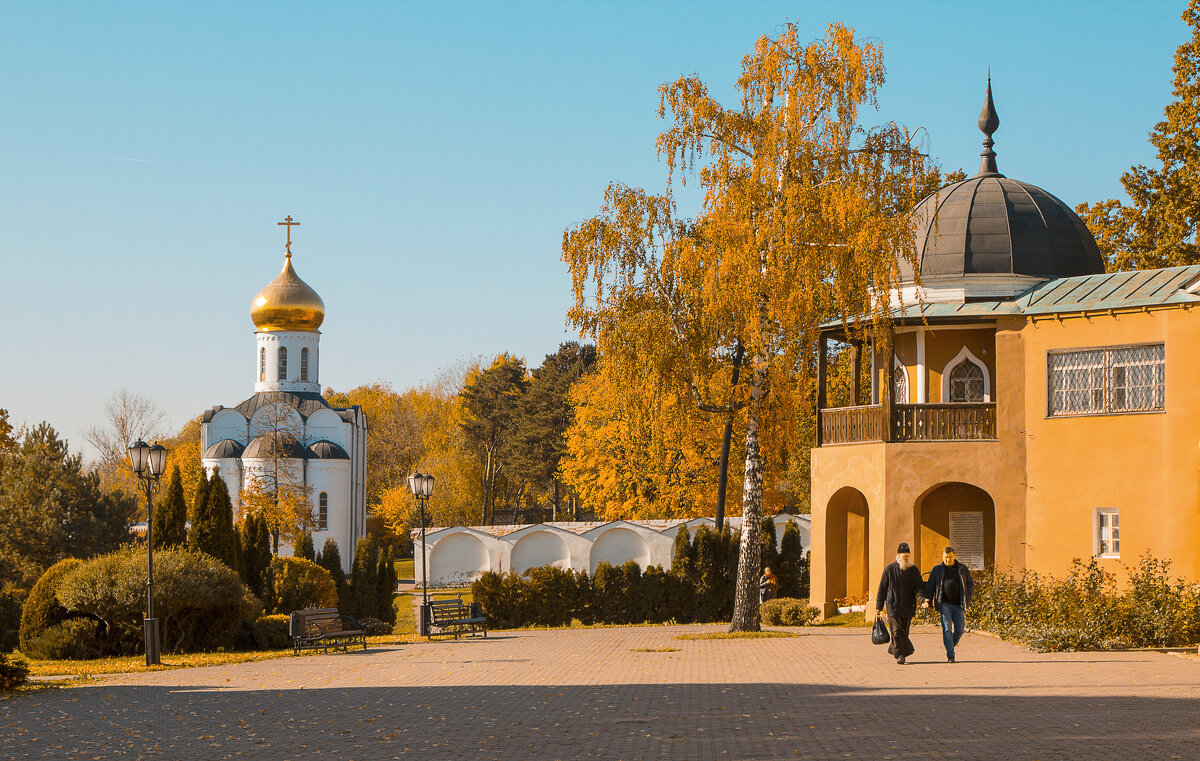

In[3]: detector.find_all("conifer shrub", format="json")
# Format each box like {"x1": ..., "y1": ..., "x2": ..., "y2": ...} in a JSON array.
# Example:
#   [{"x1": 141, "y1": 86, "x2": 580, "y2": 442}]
[
  {"x1": 591, "y1": 562, "x2": 626, "y2": 624},
  {"x1": 0, "y1": 652, "x2": 29, "y2": 690},
  {"x1": 19, "y1": 558, "x2": 83, "y2": 654},
  {"x1": 265, "y1": 556, "x2": 337, "y2": 615},
  {"x1": 375, "y1": 547, "x2": 397, "y2": 625},
  {"x1": 24, "y1": 618, "x2": 102, "y2": 661},
  {"x1": 526, "y1": 565, "x2": 580, "y2": 627},
  {"x1": 760, "y1": 517, "x2": 779, "y2": 575},
  {"x1": 759, "y1": 598, "x2": 820, "y2": 627},
  {"x1": 153, "y1": 465, "x2": 189, "y2": 550},
  {"x1": 54, "y1": 547, "x2": 248, "y2": 655},
  {"x1": 250, "y1": 614, "x2": 291, "y2": 650},
  {"x1": 574, "y1": 569, "x2": 596, "y2": 625},
  {"x1": 190, "y1": 471, "x2": 240, "y2": 572},
  {"x1": 471, "y1": 571, "x2": 508, "y2": 628},
  {"x1": 293, "y1": 531, "x2": 315, "y2": 561},
  {"x1": 348, "y1": 536, "x2": 379, "y2": 618},
  {"x1": 776, "y1": 521, "x2": 808, "y2": 600},
  {"x1": 640, "y1": 566, "x2": 676, "y2": 624},
  {"x1": 238, "y1": 514, "x2": 271, "y2": 599},
  {"x1": 317, "y1": 538, "x2": 348, "y2": 604},
  {"x1": 0, "y1": 584, "x2": 24, "y2": 652}
]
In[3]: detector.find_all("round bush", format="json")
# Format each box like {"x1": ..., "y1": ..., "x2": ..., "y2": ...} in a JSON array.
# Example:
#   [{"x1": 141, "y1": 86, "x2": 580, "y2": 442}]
[
  {"x1": 760, "y1": 598, "x2": 820, "y2": 627},
  {"x1": 266, "y1": 556, "x2": 337, "y2": 614},
  {"x1": 357, "y1": 616, "x2": 391, "y2": 636},
  {"x1": 0, "y1": 652, "x2": 30, "y2": 690},
  {"x1": 251, "y1": 614, "x2": 291, "y2": 650},
  {"x1": 19, "y1": 558, "x2": 82, "y2": 654},
  {"x1": 56, "y1": 546, "x2": 249, "y2": 655},
  {"x1": 25, "y1": 618, "x2": 101, "y2": 661}
]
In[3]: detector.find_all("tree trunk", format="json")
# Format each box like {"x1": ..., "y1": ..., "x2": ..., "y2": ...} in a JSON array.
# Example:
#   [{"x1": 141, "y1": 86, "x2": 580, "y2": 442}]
[
  {"x1": 729, "y1": 356, "x2": 767, "y2": 632},
  {"x1": 552, "y1": 479, "x2": 559, "y2": 521},
  {"x1": 715, "y1": 343, "x2": 745, "y2": 531},
  {"x1": 482, "y1": 448, "x2": 493, "y2": 525}
]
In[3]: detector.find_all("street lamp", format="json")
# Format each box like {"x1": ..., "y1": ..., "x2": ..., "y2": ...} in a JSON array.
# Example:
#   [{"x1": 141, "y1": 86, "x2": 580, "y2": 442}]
[
  {"x1": 408, "y1": 471, "x2": 435, "y2": 635},
  {"x1": 128, "y1": 439, "x2": 168, "y2": 666}
]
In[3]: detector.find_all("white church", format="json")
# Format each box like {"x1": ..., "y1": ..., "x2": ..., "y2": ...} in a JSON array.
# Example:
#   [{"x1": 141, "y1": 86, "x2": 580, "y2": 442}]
[{"x1": 199, "y1": 219, "x2": 367, "y2": 571}]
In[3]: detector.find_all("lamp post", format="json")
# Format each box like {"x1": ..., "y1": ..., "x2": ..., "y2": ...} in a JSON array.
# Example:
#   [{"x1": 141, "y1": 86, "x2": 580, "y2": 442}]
[
  {"x1": 407, "y1": 471, "x2": 434, "y2": 635},
  {"x1": 128, "y1": 439, "x2": 168, "y2": 666}
]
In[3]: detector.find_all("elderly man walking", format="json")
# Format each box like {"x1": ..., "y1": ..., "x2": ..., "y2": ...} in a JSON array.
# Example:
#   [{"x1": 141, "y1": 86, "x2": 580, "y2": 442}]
[
  {"x1": 874, "y1": 542, "x2": 924, "y2": 665},
  {"x1": 925, "y1": 546, "x2": 975, "y2": 663}
]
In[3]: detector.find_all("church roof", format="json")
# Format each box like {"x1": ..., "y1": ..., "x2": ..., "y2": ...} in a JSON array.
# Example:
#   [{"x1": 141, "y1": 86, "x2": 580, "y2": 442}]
[
  {"x1": 202, "y1": 391, "x2": 361, "y2": 424},
  {"x1": 901, "y1": 78, "x2": 1104, "y2": 283},
  {"x1": 306, "y1": 440, "x2": 350, "y2": 459},
  {"x1": 243, "y1": 434, "x2": 307, "y2": 460},
  {"x1": 203, "y1": 439, "x2": 245, "y2": 459}
]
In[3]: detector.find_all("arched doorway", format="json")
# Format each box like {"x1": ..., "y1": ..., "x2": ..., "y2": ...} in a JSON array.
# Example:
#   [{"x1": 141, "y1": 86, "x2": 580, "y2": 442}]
[
  {"x1": 914, "y1": 482, "x2": 995, "y2": 572},
  {"x1": 428, "y1": 532, "x2": 490, "y2": 585},
  {"x1": 511, "y1": 530, "x2": 571, "y2": 574},
  {"x1": 824, "y1": 487, "x2": 870, "y2": 603}
]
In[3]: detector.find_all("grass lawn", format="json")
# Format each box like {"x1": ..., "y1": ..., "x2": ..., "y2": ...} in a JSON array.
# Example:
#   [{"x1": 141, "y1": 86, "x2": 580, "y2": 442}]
[
  {"x1": 394, "y1": 557, "x2": 414, "y2": 581},
  {"x1": 392, "y1": 587, "x2": 474, "y2": 636},
  {"x1": 818, "y1": 612, "x2": 873, "y2": 627}
]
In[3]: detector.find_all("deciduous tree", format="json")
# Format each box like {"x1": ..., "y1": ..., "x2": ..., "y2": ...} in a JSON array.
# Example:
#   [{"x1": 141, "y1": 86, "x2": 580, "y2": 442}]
[
  {"x1": 460, "y1": 354, "x2": 528, "y2": 524},
  {"x1": 564, "y1": 23, "x2": 934, "y2": 630}
]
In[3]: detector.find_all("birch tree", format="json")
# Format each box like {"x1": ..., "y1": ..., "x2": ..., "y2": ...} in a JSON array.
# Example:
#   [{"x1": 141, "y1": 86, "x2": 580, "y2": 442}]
[{"x1": 563, "y1": 23, "x2": 934, "y2": 630}]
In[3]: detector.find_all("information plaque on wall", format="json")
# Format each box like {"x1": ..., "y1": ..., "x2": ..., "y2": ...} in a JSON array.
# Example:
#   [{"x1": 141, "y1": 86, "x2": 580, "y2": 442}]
[{"x1": 949, "y1": 511, "x2": 985, "y2": 569}]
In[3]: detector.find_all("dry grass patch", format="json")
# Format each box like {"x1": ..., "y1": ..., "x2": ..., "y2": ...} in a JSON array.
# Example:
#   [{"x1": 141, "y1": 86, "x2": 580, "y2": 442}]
[{"x1": 631, "y1": 646, "x2": 681, "y2": 652}]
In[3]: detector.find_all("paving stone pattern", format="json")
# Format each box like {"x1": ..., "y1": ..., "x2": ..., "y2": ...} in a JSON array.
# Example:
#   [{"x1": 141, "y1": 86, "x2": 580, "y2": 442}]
[{"x1": 3, "y1": 625, "x2": 1199, "y2": 760}]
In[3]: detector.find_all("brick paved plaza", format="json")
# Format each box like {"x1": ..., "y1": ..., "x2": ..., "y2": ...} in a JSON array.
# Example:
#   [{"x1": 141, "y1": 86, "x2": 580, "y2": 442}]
[{"x1": 4, "y1": 625, "x2": 1199, "y2": 760}]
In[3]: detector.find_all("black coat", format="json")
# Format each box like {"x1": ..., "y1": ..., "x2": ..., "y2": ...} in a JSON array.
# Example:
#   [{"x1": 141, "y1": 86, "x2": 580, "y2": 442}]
[
  {"x1": 925, "y1": 561, "x2": 975, "y2": 610},
  {"x1": 876, "y1": 561, "x2": 924, "y2": 618}
]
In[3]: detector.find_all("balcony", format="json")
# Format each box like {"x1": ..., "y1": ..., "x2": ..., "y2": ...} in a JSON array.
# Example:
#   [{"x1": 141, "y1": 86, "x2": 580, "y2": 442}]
[{"x1": 820, "y1": 403, "x2": 997, "y2": 445}]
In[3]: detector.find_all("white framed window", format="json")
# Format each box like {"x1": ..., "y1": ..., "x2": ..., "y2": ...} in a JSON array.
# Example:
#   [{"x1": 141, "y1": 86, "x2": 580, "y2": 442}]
[
  {"x1": 278, "y1": 346, "x2": 288, "y2": 381},
  {"x1": 259, "y1": 348, "x2": 266, "y2": 382},
  {"x1": 1094, "y1": 508, "x2": 1119, "y2": 558},
  {"x1": 300, "y1": 347, "x2": 309, "y2": 381},
  {"x1": 317, "y1": 492, "x2": 328, "y2": 530},
  {"x1": 1048, "y1": 344, "x2": 1164, "y2": 416}
]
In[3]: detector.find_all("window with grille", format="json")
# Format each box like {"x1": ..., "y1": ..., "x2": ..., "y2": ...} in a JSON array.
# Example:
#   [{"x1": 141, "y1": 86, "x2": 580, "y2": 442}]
[
  {"x1": 317, "y1": 492, "x2": 328, "y2": 530},
  {"x1": 300, "y1": 347, "x2": 309, "y2": 381},
  {"x1": 949, "y1": 360, "x2": 985, "y2": 402},
  {"x1": 259, "y1": 348, "x2": 266, "y2": 382},
  {"x1": 1095, "y1": 508, "x2": 1119, "y2": 558},
  {"x1": 1048, "y1": 344, "x2": 1164, "y2": 416},
  {"x1": 278, "y1": 347, "x2": 287, "y2": 381},
  {"x1": 893, "y1": 363, "x2": 908, "y2": 403}
]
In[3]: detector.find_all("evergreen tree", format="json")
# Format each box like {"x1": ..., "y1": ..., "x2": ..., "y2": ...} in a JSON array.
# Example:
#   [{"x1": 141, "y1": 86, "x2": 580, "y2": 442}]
[
  {"x1": 152, "y1": 465, "x2": 189, "y2": 550},
  {"x1": 692, "y1": 524, "x2": 723, "y2": 622},
  {"x1": 239, "y1": 513, "x2": 272, "y2": 599},
  {"x1": 670, "y1": 525, "x2": 695, "y2": 579},
  {"x1": 759, "y1": 517, "x2": 780, "y2": 574},
  {"x1": 317, "y1": 538, "x2": 349, "y2": 607},
  {"x1": 190, "y1": 469, "x2": 240, "y2": 571},
  {"x1": 460, "y1": 354, "x2": 530, "y2": 524},
  {"x1": 776, "y1": 520, "x2": 807, "y2": 599},
  {"x1": 348, "y1": 535, "x2": 379, "y2": 618},
  {"x1": 188, "y1": 468, "x2": 210, "y2": 545},
  {"x1": 375, "y1": 546, "x2": 397, "y2": 625},
  {"x1": 0, "y1": 423, "x2": 135, "y2": 587},
  {"x1": 293, "y1": 530, "x2": 315, "y2": 561}
]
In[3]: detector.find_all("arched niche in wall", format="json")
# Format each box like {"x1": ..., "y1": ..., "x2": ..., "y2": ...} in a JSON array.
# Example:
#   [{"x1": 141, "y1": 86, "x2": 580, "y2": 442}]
[
  {"x1": 428, "y1": 531, "x2": 490, "y2": 586},
  {"x1": 510, "y1": 530, "x2": 571, "y2": 574},
  {"x1": 590, "y1": 526, "x2": 651, "y2": 572}
]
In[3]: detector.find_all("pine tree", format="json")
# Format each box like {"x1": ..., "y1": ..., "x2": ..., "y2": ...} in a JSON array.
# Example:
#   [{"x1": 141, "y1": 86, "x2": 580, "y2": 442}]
[
  {"x1": 348, "y1": 535, "x2": 379, "y2": 618},
  {"x1": 293, "y1": 531, "x2": 315, "y2": 561},
  {"x1": 152, "y1": 465, "x2": 188, "y2": 550},
  {"x1": 317, "y1": 537, "x2": 349, "y2": 608},
  {"x1": 759, "y1": 517, "x2": 780, "y2": 574},
  {"x1": 375, "y1": 547, "x2": 397, "y2": 625},
  {"x1": 239, "y1": 513, "x2": 272, "y2": 599},
  {"x1": 671, "y1": 525, "x2": 695, "y2": 578},
  {"x1": 191, "y1": 469, "x2": 239, "y2": 571},
  {"x1": 188, "y1": 468, "x2": 210, "y2": 546},
  {"x1": 777, "y1": 521, "x2": 807, "y2": 599}
]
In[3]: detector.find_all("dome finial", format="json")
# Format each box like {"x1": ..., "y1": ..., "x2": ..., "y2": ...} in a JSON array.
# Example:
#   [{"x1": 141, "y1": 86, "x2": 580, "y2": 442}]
[
  {"x1": 976, "y1": 72, "x2": 1003, "y2": 177},
  {"x1": 278, "y1": 215, "x2": 299, "y2": 260}
]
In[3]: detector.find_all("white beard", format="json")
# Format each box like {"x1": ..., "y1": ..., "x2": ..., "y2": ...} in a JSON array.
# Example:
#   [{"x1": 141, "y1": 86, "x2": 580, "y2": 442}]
[{"x1": 896, "y1": 553, "x2": 913, "y2": 570}]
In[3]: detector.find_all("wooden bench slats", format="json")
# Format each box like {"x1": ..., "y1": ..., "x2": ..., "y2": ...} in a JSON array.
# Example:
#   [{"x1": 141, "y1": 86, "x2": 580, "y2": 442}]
[
  {"x1": 290, "y1": 608, "x2": 369, "y2": 654},
  {"x1": 426, "y1": 598, "x2": 487, "y2": 640}
]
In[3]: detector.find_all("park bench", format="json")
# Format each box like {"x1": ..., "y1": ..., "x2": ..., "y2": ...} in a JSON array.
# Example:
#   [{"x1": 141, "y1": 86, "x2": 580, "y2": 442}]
[
  {"x1": 426, "y1": 597, "x2": 487, "y2": 639},
  {"x1": 289, "y1": 608, "x2": 368, "y2": 654}
]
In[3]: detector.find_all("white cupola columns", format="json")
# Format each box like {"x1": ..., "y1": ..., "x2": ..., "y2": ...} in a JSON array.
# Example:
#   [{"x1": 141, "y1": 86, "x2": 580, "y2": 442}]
[{"x1": 254, "y1": 330, "x2": 321, "y2": 394}]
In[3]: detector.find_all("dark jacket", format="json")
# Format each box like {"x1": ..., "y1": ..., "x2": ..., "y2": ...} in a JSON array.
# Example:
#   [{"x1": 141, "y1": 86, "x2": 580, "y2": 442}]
[
  {"x1": 924, "y1": 561, "x2": 975, "y2": 610},
  {"x1": 876, "y1": 561, "x2": 924, "y2": 618}
]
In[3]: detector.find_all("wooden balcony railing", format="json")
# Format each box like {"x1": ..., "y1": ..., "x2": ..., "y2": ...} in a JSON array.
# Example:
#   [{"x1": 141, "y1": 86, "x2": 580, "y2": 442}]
[{"x1": 820, "y1": 403, "x2": 997, "y2": 445}]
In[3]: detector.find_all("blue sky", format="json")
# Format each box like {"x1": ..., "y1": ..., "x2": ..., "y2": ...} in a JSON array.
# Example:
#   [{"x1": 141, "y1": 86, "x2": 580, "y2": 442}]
[{"x1": 0, "y1": 0, "x2": 1190, "y2": 458}]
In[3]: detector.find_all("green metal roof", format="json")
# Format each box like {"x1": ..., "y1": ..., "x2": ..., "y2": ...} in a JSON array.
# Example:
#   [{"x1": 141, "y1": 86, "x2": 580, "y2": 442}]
[{"x1": 821, "y1": 265, "x2": 1200, "y2": 330}]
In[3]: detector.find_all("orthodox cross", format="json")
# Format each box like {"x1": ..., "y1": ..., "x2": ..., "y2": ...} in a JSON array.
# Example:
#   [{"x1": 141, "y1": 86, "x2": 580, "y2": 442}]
[{"x1": 278, "y1": 216, "x2": 300, "y2": 258}]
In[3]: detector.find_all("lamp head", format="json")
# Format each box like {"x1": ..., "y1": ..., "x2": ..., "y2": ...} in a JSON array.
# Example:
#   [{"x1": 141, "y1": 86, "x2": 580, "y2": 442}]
[
  {"x1": 421, "y1": 473, "x2": 435, "y2": 498},
  {"x1": 128, "y1": 440, "x2": 150, "y2": 475},
  {"x1": 408, "y1": 471, "x2": 422, "y2": 497},
  {"x1": 147, "y1": 443, "x2": 168, "y2": 477}
]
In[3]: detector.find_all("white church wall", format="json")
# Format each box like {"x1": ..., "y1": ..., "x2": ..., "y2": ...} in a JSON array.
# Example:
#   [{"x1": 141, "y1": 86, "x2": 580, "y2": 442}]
[
  {"x1": 305, "y1": 408, "x2": 346, "y2": 447},
  {"x1": 254, "y1": 330, "x2": 321, "y2": 394},
  {"x1": 308, "y1": 459, "x2": 352, "y2": 573},
  {"x1": 249, "y1": 405, "x2": 304, "y2": 438},
  {"x1": 206, "y1": 410, "x2": 249, "y2": 449},
  {"x1": 201, "y1": 458, "x2": 244, "y2": 519}
]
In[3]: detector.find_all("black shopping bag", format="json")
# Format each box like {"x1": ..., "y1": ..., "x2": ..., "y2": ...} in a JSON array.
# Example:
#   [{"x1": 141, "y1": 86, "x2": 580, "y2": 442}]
[{"x1": 871, "y1": 616, "x2": 891, "y2": 645}]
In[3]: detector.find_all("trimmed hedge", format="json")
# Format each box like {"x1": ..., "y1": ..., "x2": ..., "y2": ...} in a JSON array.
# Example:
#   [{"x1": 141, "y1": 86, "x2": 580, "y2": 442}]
[
  {"x1": 265, "y1": 556, "x2": 337, "y2": 614},
  {"x1": 760, "y1": 598, "x2": 820, "y2": 626}
]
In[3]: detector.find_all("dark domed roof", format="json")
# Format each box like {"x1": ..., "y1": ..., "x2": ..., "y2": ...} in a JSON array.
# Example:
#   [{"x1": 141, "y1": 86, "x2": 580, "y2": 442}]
[
  {"x1": 203, "y1": 439, "x2": 245, "y2": 459},
  {"x1": 901, "y1": 78, "x2": 1104, "y2": 283},
  {"x1": 243, "y1": 435, "x2": 306, "y2": 460},
  {"x1": 306, "y1": 440, "x2": 350, "y2": 460}
]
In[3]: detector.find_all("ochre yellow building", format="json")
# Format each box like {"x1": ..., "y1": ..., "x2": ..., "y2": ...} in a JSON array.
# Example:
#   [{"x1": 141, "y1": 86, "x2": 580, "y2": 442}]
[{"x1": 810, "y1": 86, "x2": 1200, "y2": 616}]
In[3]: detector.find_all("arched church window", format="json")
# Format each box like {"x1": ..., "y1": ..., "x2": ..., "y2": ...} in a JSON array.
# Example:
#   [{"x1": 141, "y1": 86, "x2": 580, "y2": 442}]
[
  {"x1": 300, "y1": 347, "x2": 309, "y2": 381},
  {"x1": 949, "y1": 360, "x2": 985, "y2": 402},
  {"x1": 893, "y1": 362, "x2": 908, "y2": 403},
  {"x1": 318, "y1": 492, "x2": 328, "y2": 530},
  {"x1": 259, "y1": 348, "x2": 265, "y2": 382},
  {"x1": 278, "y1": 347, "x2": 287, "y2": 381}
]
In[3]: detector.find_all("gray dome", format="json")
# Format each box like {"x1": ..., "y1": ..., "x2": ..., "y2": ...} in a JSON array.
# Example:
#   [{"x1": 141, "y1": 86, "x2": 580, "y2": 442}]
[
  {"x1": 305, "y1": 440, "x2": 350, "y2": 460},
  {"x1": 902, "y1": 77, "x2": 1104, "y2": 284},
  {"x1": 203, "y1": 439, "x2": 245, "y2": 459},
  {"x1": 903, "y1": 176, "x2": 1104, "y2": 282},
  {"x1": 243, "y1": 435, "x2": 306, "y2": 460}
]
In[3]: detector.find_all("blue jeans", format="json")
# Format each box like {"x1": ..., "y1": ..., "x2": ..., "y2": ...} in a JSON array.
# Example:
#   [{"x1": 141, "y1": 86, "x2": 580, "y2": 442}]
[{"x1": 939, "y1": 603, "x2": 965, "y2": 659}]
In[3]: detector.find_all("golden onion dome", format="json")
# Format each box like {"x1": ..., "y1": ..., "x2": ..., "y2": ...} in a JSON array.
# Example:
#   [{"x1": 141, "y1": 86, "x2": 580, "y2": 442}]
[{"x1": 250, "y1": 255, "x2": 325, "y2": 332}]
